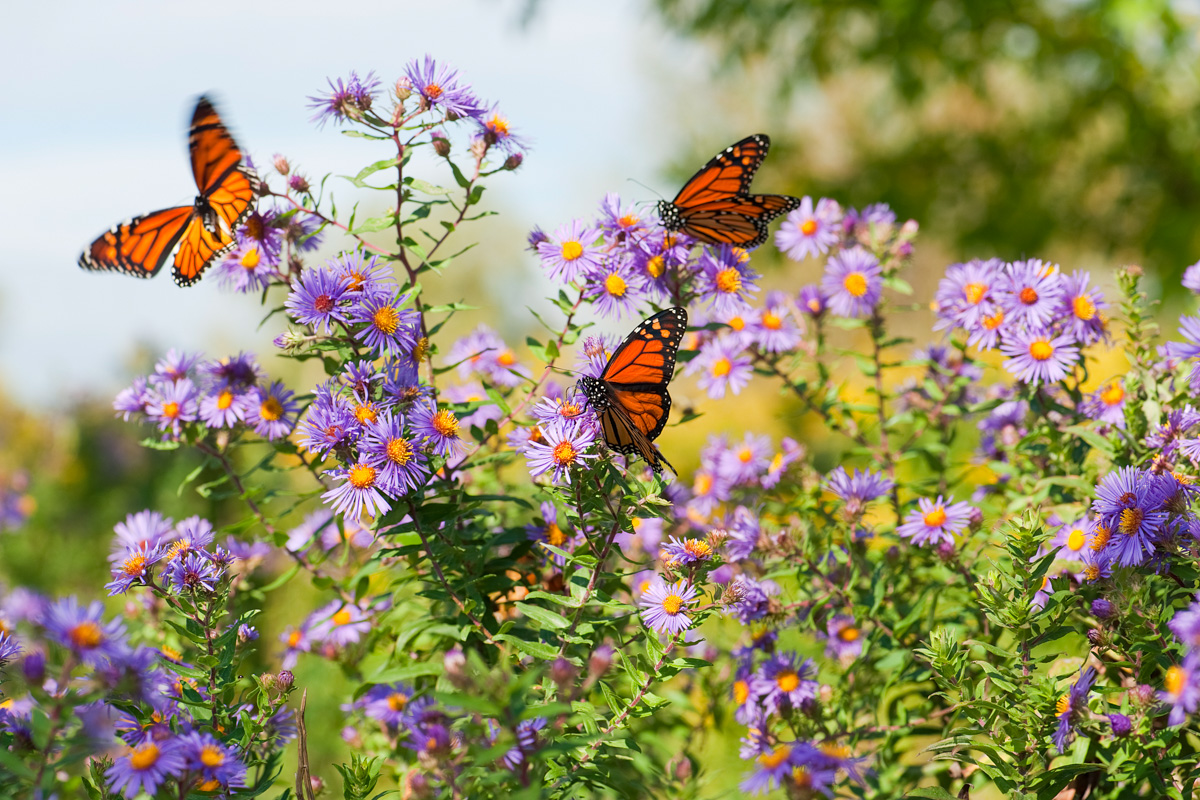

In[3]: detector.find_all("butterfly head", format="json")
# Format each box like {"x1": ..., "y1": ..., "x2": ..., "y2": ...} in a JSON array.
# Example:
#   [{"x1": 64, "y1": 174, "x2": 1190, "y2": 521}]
[
  {"x1": 577, "y1": 376, "x2": 609, "y2": 410},
  {"x1": 655, "y1": 200, "x2": 681, "y2": 231}
]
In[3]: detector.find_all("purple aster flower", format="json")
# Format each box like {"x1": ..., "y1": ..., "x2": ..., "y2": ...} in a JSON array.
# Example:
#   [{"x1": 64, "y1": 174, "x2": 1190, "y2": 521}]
[
  {"x1": 1185, "y1": 261, "x2": 1200, "y2": 293},
  {"x1": 999, "y1": 259, "x2": 1064, "y2": 328},
  {"x1": 598, "y1": 192, "x2": 648, "y2": 238},
  {"x1": 1059, "y1": 270, "x2": 1107, "y2": 345},
  {"x1": 110, "y1": 510, "x2": 175, "y2": 561},
  {"x1": 740, "y1": 741, "x2": 825, "y2": 796},
  {"x1": 43, "y1": 597, "x2": 127, "y2": 666},
  {"x1": 308, "y1": 600, "x2": 372, "y2": 648},
  {"x1": 537, "y1": 219, "x2": 604, "y2": 284},
  {"x1": 233, "y1": 209, "x2": 284, "y2": 261},
  {"x1": 145, "y1": 378, "x2": 199, "y2": 436},
  {"x1": 1145, "y1": 405, "x2": 1200, "y2": 457},
  {"x1": 360, "y1": 412, "x2": 429, "y2": 496},
  {"x1": 1108, "y1": 713, "x2": 1132, "y2": 737},
  {"x1": 114, "y1": 376, "x2": 151, "y2": 420},
  {"x1": 308, "y1": 71, "x2": 381, "y2": 127},
  {"x1": 286, "y1": 266, "x2": 351, "y2": 333},
  {"x1": 215, "y1": 240, "x2": 277, "y2": 293},
  {"x1": 1050, "y1": 516, "x2": 1094, "y2": 562},
  {"x1": 824, "y1": 615, "x2": 863, "y2": 660},
  {"x1": 731, "y1": 575, "x2": 777, "y2": 624},
  {"x1": 164, "y1": 552, "x2": 223, "y2": 594},
  {"x1": 197, "y1": 385, "x2": 250, "y2": 429},
  {"x1": 531, "y1": 392, "x2": 589, "y2": 426},
  {"x1": 933, "y1": 258, "x2": 1002, "y2": 332},
  {"x1": 965, "y1": 302, "x2": 1010, "y2": 351},
  {"x1": 525, "y1": 418, "x2": 598, "y2": 485},
  {"x1": 897, "y1": 495, "x2": 973, "y2": 547},
  {"x1": 798, "y1": 284, "x2": 826, "y2": 317},
  {"x1": 323, "y1": 461, "x2": 393, "y2": 519},
  {"x1": 752, "y1": 652, "x2": 818, "y2": 715},
  {"x1": 1091, "y1": 597, "x2": 1116, "y2": 619},
  {"x1": 1162, "y1": 651, "x2": 1200, "y2": 726},
  {"x1": 846, "y1": 202, "x2": 897, "y2": 231},
  {"x1": 447, "y1": 325, "x2": 530, "y2": 388},
  {"x1": 775, "y1": 196, "x2": 842, "y2": 261},
  {"x1": 639, "y1": 579, "x2": 700, "y2": 635},
  {"x1": 280, "y1": 624, "x2": 311, "y2": 669},
  {"x1": 410, "y1": 403, "x2": 469, "y2": 458},
  {"x1": 1080, "y1": 380, "x2": 1126, "y2": 428},
  {"x1": 696, "y1": 245, "x2": 760, "y2": 316},
  {"x1": 0, "y1": 632, "x2": 20, "y2": 663},
  {"x1": 583, "y1": 257, "x2": 647, "y2": 319},
  {"x1": 154, "y1": 349, "x2": 202, "y2": 383},
  {"x1": 177, "y1": 731, "x2": 246, "y2": 788},
  {"x1": 824, "y1": 467, "x2": 893, "y2": 517},
  {"x1": 347, "y1": 291, "x2": 420, "y2": 357},
  {"x1": 750, "y1": 291, "x2": 804, "y2": 353},
  {"x1": 724, "y1": 505, "x2": 761, "y2": 561},
  {"x1": 500, "y1": 717, "x2": 547, "y2": 771},
  {"x1": 821, "y1": 246, "x2": 882, "y2": 319},
  {"x1": 246, "y1": 380, "x2": 298, "y2": 440},
  {"x1": 689, "y1": 337, "x2": 753, "y2": 399},
  {"x1": 661, "y1": 535, "x2": 714, "y2": 566},
  {"x1": 106, "y1": 738, "x2": 186, "y2": 798},
  {"x1": 106, "y1": 543, "x2": 165, "y2": 595},
  {"x1": 1052, "y1": 666, "x2": 1096, "y2": 752},
  {"x1": 404, "y1": 55, "x2": 482, "y2": 119},
  {"x1": 285, "y1": 510, "x2": 336, "y2": 554},
  {"x1": 576, "y1": 334, "x2": 621, "y2": 379},
  {"x1": 1091, "y1": 467, "x2": 1170, "y2": 566},
  {"x1": 202, "y1": 351, "x2": 263, "y2": 392},
  {"x1": 527, "y1": 503, "x2": 582, "y2": 565},
  {"x1": 474, "y1": 103, "x2": 526, "y2": 155},
  {"x1": 1000, "y1": 328, "x2": 1080, "y2": 386},
  {"x1": 688, "y1": 468, "x2": 732, "y2": 520},
  {"x1": 1170, "y1": 598, "x2": 1200, "y2": 650},
  {"x1": 358, "y1": 683, "x2": 415, "y2": 727},
  {"x1": 331, "y1": 251, "x2": 396, "y2": 299},
  {"x1": 295, "y1": 389, "x2": 360, "y2": 457},
  {"x1": 720, "y1": 433, "x2": 773, "y2": 485}
]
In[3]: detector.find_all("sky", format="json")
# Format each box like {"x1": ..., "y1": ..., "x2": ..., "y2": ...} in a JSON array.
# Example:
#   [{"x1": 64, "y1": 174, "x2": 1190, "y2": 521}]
[{"x1": 0, "y1": 0, "x2": 723, "y2": 407}]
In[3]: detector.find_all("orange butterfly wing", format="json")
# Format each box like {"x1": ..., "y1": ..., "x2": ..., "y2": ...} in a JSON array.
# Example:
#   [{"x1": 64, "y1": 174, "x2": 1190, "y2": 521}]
[
  {"x1": 677, "y1": 194, "x2": 803, "y2": 248},
  {"x1": 672, "y1": 134, "x2": 770, "y2": 207},
  {"x1": 173, "y1": 216, "x2": 236, "y2": 287},
  {"x1": 78, "y1": 206, "x2": 195, "y2": 278}
]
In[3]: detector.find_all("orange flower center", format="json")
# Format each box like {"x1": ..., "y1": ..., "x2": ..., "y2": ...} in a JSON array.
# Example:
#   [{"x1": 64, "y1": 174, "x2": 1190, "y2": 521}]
[
  {"x1": 68, "y1": 621, "x2": 103, "y2": 650},
  {"x1": 200, "y1": 745, "x2": 225, "y2": 768},
  {"x1": 715, "y1": 268, "x2": 742, "y2": 294},
  {"x1": 1056, "y1": 694, "x2": 1070, "y2": 715},
  {"x1": 1101, "y1": 382, "x2": 1124, "y2": 406},
  {"x1": 552, "y1": 441, "x2": 578, "y2": 465},
  {"x1": 619, "y1": 213, "x2": 639, "y2": 229},
  {"x1": 1073, "y1": 295, "x2": 1096, "y2": 320},
  {"x1": 260, "y1": 396, "x2": 283, "y2": 421},
  {"x1": 545, "y1": 522, "x2": 566, "y2": 546},
  {"x1": 240, "y1": 246, "x2": 260, "y2": 270},
  {"x1": 761, "y1": 310, "x2": 782, "y2": 330},
  {"x1": 843, "y1": 272, "x2": 868, "y2": 297},
  {"x1": 388, "y1": 693, "x2": 408, "y2": 711},
  {"x1": 372, "y1": 306, "x2": 400, "y2": 335},
  {"x1": 425, "y1": 83, "x2": 444, "y2": 99},
  {"x1": 1019, "y1": 286, "x2": 1039, "y2": 305},
  {"x1": 121, "y1": 554, "x2": 148, "y2": 577},
  {"x1": 560, "y1": 241, "x2": 583, "y2": 261},
  {"x1": 354, "y1": 404, "x2": 378, "y2": 425},
  {"x1": 432, "y1": 409, "x2": 459, "y2": 437},
  {"x1": 333, "y1": 609, "x2": 352, "y2": 626},
  {"x1": 983, "y1": 309, "x2": 1005, "y2": 330},
  {"x1": 129, "y1": 743, "x2": 161, "y2": 770},
  {"x1": 776, "y1": 670, "x2": 800, "y2": 692},
  {"x1": 497, "y1": 351, "x2": 516, "y2": 366},
  {"x1": 694, "y1": 473, "x2": 713, "y2": 495},
  {"x1": 645, "y1": 255, "x2": 665, "y2": 278},
  {"x1": 839, "y1": 627, "x2": 860, "y2": 642},
  {"x1": 348, "y1": 464, "x2": 377, "y2": 490},
  {"x1": 711, "y1": 358, "x2": 732, "y2": 377},
  {"x1": 1067, "y1": 528, "x2": 1086, "y2": 551},
  {"x1": 964, "y1": 282, "x2": 987, "y2": 305},
  {"x1": 162, "y1": 401, "x2": 180, "y2": 420},
  {"x1": 386, "y1": 438, "x2": 412, "y2": 465},
  {"x1": 217, "y1": 390, "x2": 234, "y2": 410},
  {"x1": 923, "y1": 506, "x2": 948, "y2": 527},
  {"x1": 1167, "y1": 665, "x2": 1186, "y2": 695},
  {"x1": 661, "y1": 593, "x2": 684, "y2": 615},
  {"x1": 1119, "y1": 507, "x2": 1143, "y2": 534},
  {"x1": 800, "y1": 219, "x2": 818, "y2": 236},
  {"x1": 758, "y1": 745, "x2": 791, "y2": 769},
  {"x1": 1029, "y1": 339, "x2": 1054, "y2": 361}
]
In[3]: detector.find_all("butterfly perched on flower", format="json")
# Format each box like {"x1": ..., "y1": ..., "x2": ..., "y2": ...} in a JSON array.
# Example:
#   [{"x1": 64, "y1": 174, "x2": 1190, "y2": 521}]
[
  {"x1": 579, "y1": 307, "x2": 687, "y2": 475},
  {"x1": 78, "y1": 96, "x2": 260, "y2": 287},
  {"x1": 656, "y1": 134, "x2": 800, "y2": 249}
]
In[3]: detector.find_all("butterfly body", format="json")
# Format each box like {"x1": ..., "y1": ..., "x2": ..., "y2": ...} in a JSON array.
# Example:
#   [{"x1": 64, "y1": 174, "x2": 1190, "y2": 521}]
[
  {"x1": 79, "y1": 96, "x2": 259, "y2": 287},
  {"x1": 579, "y1": 307, "x2": 687, "y2": 475},
  {"x1": 657, "y1": 133, "x2": 800, "y2": 249}
]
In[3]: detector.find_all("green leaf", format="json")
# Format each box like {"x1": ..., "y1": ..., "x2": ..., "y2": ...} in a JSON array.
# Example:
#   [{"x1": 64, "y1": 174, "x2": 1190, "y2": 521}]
[
  {"x1": 495, "y1": 634, "x2": 558, "y2": 660},
  {"x1": 342, "y1": 157, "x2": 398, "y2": 188},
  {"x1": 514, "y1": 602, "x2": 571, "y2": 630}
]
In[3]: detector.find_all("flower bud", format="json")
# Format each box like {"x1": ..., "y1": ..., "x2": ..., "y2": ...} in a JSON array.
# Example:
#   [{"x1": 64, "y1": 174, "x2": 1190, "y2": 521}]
[
  {"x1": 277, "y1": 670, "x2": 295, "y2": 692},
  {"x1": 444, "y1": 646, "x2": 470, "y2": 689},
  {"x1": 403, "y1": 770, "x2": 433, "y2": 800},
  {"x1": 1132, "y1": 684, "x2": 1156, "y2": 706},
  {"x1": 470, "y1": 137, "x2": 489, "y2": 161},
  {"x1": 1124, "y1": 264, "x2": 1143, "y2": 279},
  {"x1": 966, "y1": 507, "x2": 984, "y2": 531},
  {"x1": 22, "y1": 650, "x2": 45, "y2": 684},
  {"x1": 668, "y1": 755, "x2": 692, "y2": 781},
  {"x1": 272, "y1": 154, "x2": 291, "y2": 175},
  {"x1": 431, "y1": 131, "x2": 451, "y2": 158},
  {"x1": 309, "y1": 776, "x2": 326, "y2": 796},
  {"x1": 550, "y1": 656, "x2": 577, "y2": 689},
  {"x1": 1108, "y1": 712, "x2": 1132, "y2": 737},
  {"x1": 394, "y1": 77, "x2": 414, "y2": 101},
  {"x1": 587, "y1": 644, "x2": 613, "y2": 683},
  {"x1": 504, "y1": 152, "x2": 524, "y2": 171},
  {"x1": 935, "y1": 539, "x2": 956, "y2": 562},
  {"x1": 1091, "y1": 597, "x2": 1116, "y2": 620},
  {"x1": 1086, "y1": 628, "x2": 1104, "y2": 646},
  {"x1": 260, "y1": 672, "x2": 277, "y2": 691},
  {"x1": 288, "y1": 173, "x2": 311, "y2": 194}
]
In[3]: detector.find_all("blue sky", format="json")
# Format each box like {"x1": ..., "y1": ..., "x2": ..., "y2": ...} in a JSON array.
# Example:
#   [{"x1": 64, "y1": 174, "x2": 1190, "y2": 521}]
[{"x1": 0, "y1": 0, "x2": 730, "y2": 406}]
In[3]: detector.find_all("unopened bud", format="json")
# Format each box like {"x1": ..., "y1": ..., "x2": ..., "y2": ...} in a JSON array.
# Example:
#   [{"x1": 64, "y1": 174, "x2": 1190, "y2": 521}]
[
  {"x1": 22, "y1": 650, "x2": 45, "y2": 684},
  {"x1": 274, "y1": 327, "x2": 306, "y2": 352},
  {"x1": 588, "y1": 644, "x2": 613, "y2": 682},
  {"x1": 431, "y1": 131, "x2": 451, "y2": 158},
  {"x1": 444, "y1": 646, "x2": 470, "y2": 689},
  {"x1": 288, "y1": 173, "x2": 311, "y2": 194},
  {"x1": 550, "y1": 657, "x2": 577, "y2": 689},
  {"x1": 309, "y1": 776, "x2": 326, "y2": 796},
  {"x1": 1091, "y1": 597, "x2": 1116, "y2": 620},
  {"x1": 272, "y1": 154, "x2": 291, "y2": 175},
  {"x1": 394, "y1": 77, "x2": 414, "y2": 101},
  {"x1": 1086, "y1": 628, "x2": 1104, "y2": 645},
  {"x1": 260, "y1": 672, "x2": 278, "y2": 691},
  {"x1": 277, "y1": 670, "x2": 295, "y2": 692},
  {"x1": 504, "y1": 152, "x2": 524, "y2": 171},
  {"x1": 967, "y1": 507, "x2": 984, "y2": 531},
  {"x1": 707, "y1": 529, "x2": 728, "y2": 550},
  {"x1": 1132, "y1": 684, "x2": 1156, "y2": 706},
  {"x1": 936, "y1": 539, "x2": 957, "y2": 562},
  {"x1": 1124, "y1": 264, "x2": 1143, "y2": 279},
  {"x1": 470, "y1": 137, "x2": 489, "y2": 161},
  {"x1": 668, "y1": 755, "x2": 692, "y2": 781},
  {"x1": 403, "y1": 770, "x2": 433, "y2": 800}
]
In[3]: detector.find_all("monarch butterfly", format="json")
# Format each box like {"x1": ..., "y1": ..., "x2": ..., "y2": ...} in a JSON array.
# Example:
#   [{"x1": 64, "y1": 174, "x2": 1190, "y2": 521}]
[
  {"x1": 656, "y1": 133, "x2": 800, "y2": 249},
  {"x1": 78, "y1": 96, "x2": 260, "y2": 287},
  {"x1": 578, "y1": 307, "x2": 687, "y2": 475}
]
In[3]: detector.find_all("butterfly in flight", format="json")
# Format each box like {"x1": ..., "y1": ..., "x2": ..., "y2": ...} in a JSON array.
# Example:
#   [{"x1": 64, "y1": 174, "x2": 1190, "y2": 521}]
[
  {"x1": 656, "y1": 133, "x2": 800, "y2": 250},
  {"x1": 79, "y1": 96, "x2": 260, "y2": 287},
  {"x1": 578, "y1": 307, "x2": 687, "y2": 475}
]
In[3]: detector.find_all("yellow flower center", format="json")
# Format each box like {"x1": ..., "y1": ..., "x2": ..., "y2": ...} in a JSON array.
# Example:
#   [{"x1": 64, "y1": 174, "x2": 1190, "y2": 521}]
[
  {"x1": 260, "y1": 396, "x2": 284, "y2": 421},
  {"x1": 793, "y1": 766, "x2": 813, "y2": 789},
  {"x1": 715, "y1": 268, "x2": 742, "y2": 294},
  {"x1": 372, "y1": 306, "x2": 400, "y2": 335},
  {"x1": 129, "y1": 743, "x2": 161, "y2": 770},
  {"x1": 964, "y1": 282, "x2": 987, "y2": 305},
  {"x1": 333, "y1": 608, "x2": 352, "y2": 626},
  {"x1": 734, "y1": 680, "x2": 750, "y2": 704},
  {"x1": 800, "y1": 219, "x2": 818, "y2": 236},
  {"x1": 983, "y1": 309, "x2": 1005, "y2": 330},
  {"x1": 843, "y1": 272, "x2": 868, "y2": 297},
  {"x1": 1056, "y1": 694, "x2": 1070, "y2": 715},
  {"x1": 684, "y1": 540, "x2": 712, "y2": 558},
  {"x1": 545, "y1": 522, "x2": 566, "y2": 546},
  {"x1": 413, "y1": 337, "x2": 430, "y2": 362},
  {"x1": 1167, "y1": 665, "x2": 1186, "y2": 695},
  {"x1": 162, "y1": 401, "x2": 180, "y2": 420},
  {"x1": 121, "y1": 554, "x2": 148, "y2": 577},
  {"x1": 1084, "y1": 564, "x2": 1101, "y2": 581},
  {"x1": 216, "y1": 390, "x2": 234, "y2": 410},
  {"x1": 354, "y1": 404, "x2": 378, "y2": 425},
  {"x1": 839, "y1": 626, "x2": 860, "y2": 642},
  {"x1": 487, "y1": 114, "x2": 510, "y2": 136},
  {"x1": 1029, "y1": 339, "x2": 1054, "y2": 361},
  {"x1": 166, "y1": 540, "x2": 191, "y2": 562},
  {"x1": 1091, "y1": 526, "x2": 1111, "y2": 550},
  {"x1": 388, "y1": 693, "x2": 408, "y2": 711},
  {"x1": 727, "y1": 315, "x2": 745, "y2": 331},
  {"x1": 552, "y1": 441, "x2": 578, "y2": 466},
  {"x1": 738, "y1": 448, "x2": 753, "y2": 463},
  {"x1": 425, "y1": 83, "x2": 444, "y2": 99},
  {"x1": 661, "y1": 593, "x2": 684, "y2": 614},
  {"x1": 711, "y1": 358, "x2": 732, "y2": 377},
  {"x1": 240, "y1": 246, "x2": 260, "y2": 270},
  {"x1": 820, "y1": 742, "x2": 850, "y2": 760},
  {"x1": 604, "y1": 273, "x2": 627, "y2": 297},
  {"x1": 1119, "y1": 507, "x2": 1143, "y2": 534},
  {"x1": 1019, "y1": 286, "x2": 1039, "y2": 305},
  {"x1": 694, "y1": 474, "x2": 713, "y2": 495},
  {"x1": 645, "y1": 255, "x2": 665, "y2": 278},
  {"x1": 619, "y1": 213, "x2": 639, "y2": 229},
  {"x1": 923, "y1": 506, "x2": 948, "y2": 527},
  {"x1": 1067, "y1": 528, "x2": 1086, "y2": 551},
  {"x1": 432, "y1": 409, "x2": 459, "y2": 437},
  {"x1": 197, "y1": 780, "x2": 221, "y2": 792},
  {"x1": 287, "y1": 630, "x2": 303, "y2": 647},
  {"x1": 1101, "y1": 382, "x2": 1124, "y2": 406},
  {"x1": 348, "y1": 464, "x2": 377, "y2": 490},
  {"x1": 758, "y1": 745, "x2": 792, "y2": 770},
  {"x1": 807, "y1": 298, "x2": 822, "y2": 313},
  {"x1": 769, "y1": 452, "x2": 784, "y2": 472},
  {"x1": 1073, "y1": 295, "x2": 1096, "y2": 320},
  {"x1": 386, "y1": 438, "x2": 412, "y2": 465},
  {"x1": 200, "y1": 744, "x2": 225, "y2": 768},
  {"x1": 776, "y1": 670, "x2": 800, "y2": 692},
  {"x1": 497, "y1": 351, "x2": 516, "y2": 366},
  {"x1": 69, "y1": 621, "x2": 103, "y2": 650},
  {"x1": 560, "y1": 240, "x2": 583, "y2": 261},
  {"x1": 762, "y1": 310, "x2": 782, "y2": 330}
]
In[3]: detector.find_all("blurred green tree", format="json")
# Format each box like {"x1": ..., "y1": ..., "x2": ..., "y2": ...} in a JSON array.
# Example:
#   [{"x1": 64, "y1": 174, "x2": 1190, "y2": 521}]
[{"x1": 653, "y1": 0, "x2": 1200, "y2": 282}]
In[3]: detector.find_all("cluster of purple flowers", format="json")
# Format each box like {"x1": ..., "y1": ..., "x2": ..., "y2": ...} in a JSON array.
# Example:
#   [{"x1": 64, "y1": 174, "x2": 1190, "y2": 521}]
[
  {"x1": 114, "y1": 349, "x2": 297, "y2": 442},
  {"x1": 1164, "y1": 595, "x2": 1200, "y2": 726},
  {"x1": 1088, "y1": 466, "x2": 1196, "y2": 569},
  {"x1": 933, "y1": 258, "x2": 1107, "y2": 386},
  {"x1": 278, "y1": 595, "x2": 392, "y2": 668},
  {"x1": 212, "y1": 207, "x2": 323, "y2": 294},
  {"x1": 104, "y1": 510, "x2": 236, "y2": 596}
]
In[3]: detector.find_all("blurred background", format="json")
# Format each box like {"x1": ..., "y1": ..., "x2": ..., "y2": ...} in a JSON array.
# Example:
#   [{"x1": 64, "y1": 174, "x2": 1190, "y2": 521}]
[{"x1": 4, "y1": 0, "x2": 1200, "y2": 794}]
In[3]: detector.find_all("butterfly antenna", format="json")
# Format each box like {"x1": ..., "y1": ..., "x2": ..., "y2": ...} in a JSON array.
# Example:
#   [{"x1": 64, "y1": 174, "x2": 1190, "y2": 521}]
[{"x1": 627, "y1": 178, "x2": 664, "y2": 201}]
